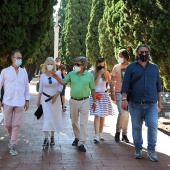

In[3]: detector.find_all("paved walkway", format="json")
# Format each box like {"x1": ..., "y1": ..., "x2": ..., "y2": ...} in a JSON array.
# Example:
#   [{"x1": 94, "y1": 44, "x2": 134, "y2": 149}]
[{"x1": 0, "y1": 82, "x2": 170, "y2": 170}]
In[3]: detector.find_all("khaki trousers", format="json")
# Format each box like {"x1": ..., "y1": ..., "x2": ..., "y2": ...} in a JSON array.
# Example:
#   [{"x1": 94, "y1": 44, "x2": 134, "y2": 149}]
[
  {"x1": 115, "y1": 93, "x2": 129, "y2": 135},
  {"x1": 69, "y1": 98, "x2": 90, "y2": 145}
]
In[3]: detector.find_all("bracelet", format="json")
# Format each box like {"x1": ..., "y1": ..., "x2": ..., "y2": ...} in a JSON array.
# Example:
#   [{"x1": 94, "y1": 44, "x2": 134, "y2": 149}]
[
  {"x1": 93, "y1": 102, "x2": 97, "y2": 105},
  {"x1": 111, "y1": 93, "x2": 115, "y2": 95},
  {"x1": 26, "y1": 100, "x2": 29, "y2": 102},
  {"x1": 121, "y1": 98, "x2": 127, "y2": 101}
]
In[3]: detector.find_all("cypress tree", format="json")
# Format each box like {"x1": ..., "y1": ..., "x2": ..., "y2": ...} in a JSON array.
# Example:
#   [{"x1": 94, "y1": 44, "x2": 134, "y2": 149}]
[
  {"x1": 0, "y1": 0, "x2": 57, "y2": 75},
  {"x1": 58, "y1": 0, "x2": 69, "y2": 64},
  {"x1": 86, "y1": 0, "x2": 104, "y2": 65},
  {"x1": 98, "y1": 0, "x2": 117, "y2": 71},
  {"x1": 61, "y1": 0, "x2": 92, "y2": 71}
]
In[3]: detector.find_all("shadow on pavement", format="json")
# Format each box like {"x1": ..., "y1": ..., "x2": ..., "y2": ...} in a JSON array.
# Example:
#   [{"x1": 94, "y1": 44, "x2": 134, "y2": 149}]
[{"x1": 0, "y1": 84, "x2": 170, "y2": 169}]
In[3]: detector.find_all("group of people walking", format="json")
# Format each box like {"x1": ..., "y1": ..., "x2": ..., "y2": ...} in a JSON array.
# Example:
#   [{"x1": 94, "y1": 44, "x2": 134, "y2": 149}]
[{"x1": 0, "y1": 44, "x2": 161, "y2": 163}]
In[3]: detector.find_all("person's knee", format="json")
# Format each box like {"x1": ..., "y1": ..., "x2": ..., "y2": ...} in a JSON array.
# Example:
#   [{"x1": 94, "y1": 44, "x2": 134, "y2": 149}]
[
  {"x1": 12, "y1": 124, "x2": 20, "y2": 130},
  {"x1": 94, "y1": 116, "x2": 99, "y2": 120},
  {"x1": 5, "y1": 125, "x2": 11, "y2": 130},
  {"x1": 132, "y1": 123, "x2": 142, "y2": 130}
]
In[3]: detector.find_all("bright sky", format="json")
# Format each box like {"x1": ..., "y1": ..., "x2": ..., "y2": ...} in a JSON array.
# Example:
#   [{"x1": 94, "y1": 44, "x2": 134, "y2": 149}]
[{"x1": 53, "y1": 0, "x2": 61, "y2": 15}]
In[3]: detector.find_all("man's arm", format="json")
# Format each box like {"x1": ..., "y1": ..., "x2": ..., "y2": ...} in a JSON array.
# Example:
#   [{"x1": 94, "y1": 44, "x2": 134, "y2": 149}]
[
  {"x1": 91, "y1": 89, "x2": 96, "y2": 111},
  {"x1": 110, "y1": 75, "x2": 116, "y2": 101},
  {"x1": 156, "y1": 69, "x2": 162, "y2": 113},
  {"x1": 157, "y1": 92, "x2": 162, "y2": 113},
  {"x1": 121, "y1": 92, "x2": 128, "y2": 111},
  {"x1": 0, "y1": 70, "x2": 5, "y2": 111},
  {"x1": 52, "y1": 72, "x2": 67, "y2": 85},
  {"x1": 121, "y1": 65, "x2": 132, "y2": 111}
]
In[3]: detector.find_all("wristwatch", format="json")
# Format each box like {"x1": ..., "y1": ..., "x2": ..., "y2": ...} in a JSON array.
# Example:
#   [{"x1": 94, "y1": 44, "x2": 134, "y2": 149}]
[{"x1": 121, "y1": 97, "x2": 127, "y2": 101}]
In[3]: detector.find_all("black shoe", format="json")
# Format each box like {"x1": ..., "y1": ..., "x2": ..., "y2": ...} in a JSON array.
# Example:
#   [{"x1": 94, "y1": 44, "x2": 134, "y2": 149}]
[
  {"x1": 115, "y1": 132, "x2": 120, "y2": 142},
  {"x1": 72, "y1": 138, "x2": 79, "y2": 146},
  {"x1": 50, "y1": 137, "x2": 55, "y2": 145},
  {"x1": 42, "y1": 138, "x2": 49, "y2": 148},
  {"x1": 78, "y1": 144, "x2": 86, "y2": 152},
  {"x1": 122, "y1": 135, "x2": 129, "y2": 143}
]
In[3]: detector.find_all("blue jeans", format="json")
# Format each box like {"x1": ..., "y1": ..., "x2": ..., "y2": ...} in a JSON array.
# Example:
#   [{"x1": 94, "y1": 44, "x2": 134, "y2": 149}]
[{"x1": 129, "y1": 102, "x2": 158, "y2": 151}]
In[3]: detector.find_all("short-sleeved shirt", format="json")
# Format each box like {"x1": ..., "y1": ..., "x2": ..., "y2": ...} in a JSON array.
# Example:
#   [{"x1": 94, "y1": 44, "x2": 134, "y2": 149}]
[
  {"x1": 64, "y1": 70, "x2": 95, "y2": 98},
  {"x1": 111, "y1": 63, "x2": 129, "y2": 92}
]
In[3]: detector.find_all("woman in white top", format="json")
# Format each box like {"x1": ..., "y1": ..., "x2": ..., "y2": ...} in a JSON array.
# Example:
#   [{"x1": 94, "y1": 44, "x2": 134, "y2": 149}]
[
  {"x1": 90, "y1": 58, "x2": 114, "y2": 143},
  {"x1": 37, "y1": 57, "x2": 63, "y2": 148}
]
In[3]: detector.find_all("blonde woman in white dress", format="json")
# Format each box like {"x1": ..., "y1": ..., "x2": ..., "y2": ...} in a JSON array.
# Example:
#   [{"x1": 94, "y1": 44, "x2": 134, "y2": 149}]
[{"x1": 37, "y1": 57, "x2": 63, "y2": 148}]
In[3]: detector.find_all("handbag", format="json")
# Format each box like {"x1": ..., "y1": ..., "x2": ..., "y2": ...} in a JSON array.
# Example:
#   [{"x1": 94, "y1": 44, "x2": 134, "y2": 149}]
[
  {"x1": 34, "y1": 104, "x2": 43, "y2": 120},
  {"x1": 127, "y1": 69, "x2": 145, "y2": 101},
  {"x1": 96, "y1": 93, "x2": 102, "y2": 100}
]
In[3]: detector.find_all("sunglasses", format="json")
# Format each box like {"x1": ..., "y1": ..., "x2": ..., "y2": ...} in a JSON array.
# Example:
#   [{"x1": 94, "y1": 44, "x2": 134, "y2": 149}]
[
  {"x1": 48, "y1": 77, "x2": 52, "y2": 84},
  {"x1": 139, "y1": 51, "x2": 149, "y2": 55},
  {"x1": 74, "y1": 63, "x2": 83, "y2": 66}
]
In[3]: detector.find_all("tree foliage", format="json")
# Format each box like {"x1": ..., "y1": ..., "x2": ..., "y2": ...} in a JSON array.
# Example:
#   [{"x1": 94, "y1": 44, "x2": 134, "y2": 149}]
[
  {"x1": 58, "y1": 0, "x2": 69, "y2": 65},
  {"x1": 86, "y1": 0, "x2": 105, "y2": 65},
  {"x1": 98, "y1": 0, "x2": 117, "y2": 71},
  {"x1": 58, "y1": 0, "x2": 170, "y2": 90},
  {"x1": 0, "y1": 0, "x2": 57, "y2": 81},
  {"x1": 59, "y1": 0, "x2": 92, "y2": 71}
]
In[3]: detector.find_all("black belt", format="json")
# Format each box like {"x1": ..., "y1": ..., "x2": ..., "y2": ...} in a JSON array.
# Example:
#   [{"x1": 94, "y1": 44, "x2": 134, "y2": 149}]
[
  {"x1": 71, "y1": 97, "x2": 89, "y2": 101},
  {"x1": 134, "y1": 101, "x2": 155, "y2": 105},
  {"x1": 43, "y1": 92, "x2": 54, "y2": 102}
]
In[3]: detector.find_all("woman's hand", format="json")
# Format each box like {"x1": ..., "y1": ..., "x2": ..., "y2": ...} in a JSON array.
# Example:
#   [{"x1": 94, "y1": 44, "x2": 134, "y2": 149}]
[
  {"x1": 37, "y1": 101, "x2": 41, "y2": 107},
  {"x1": 51, "y1": 94, "x2": 59, "y2": 103},
  {"x1": 111, "y1": 94, "x2": 116, "y2": 101},
  {"x1": 98, "y1": 68, "x2": 105, "y2": 76}
]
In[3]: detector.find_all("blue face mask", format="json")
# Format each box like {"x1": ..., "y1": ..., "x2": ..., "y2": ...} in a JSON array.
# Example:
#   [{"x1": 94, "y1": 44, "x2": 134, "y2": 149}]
[{"x1": 15, "y1": 59, "x2": 22, "y2": 67}]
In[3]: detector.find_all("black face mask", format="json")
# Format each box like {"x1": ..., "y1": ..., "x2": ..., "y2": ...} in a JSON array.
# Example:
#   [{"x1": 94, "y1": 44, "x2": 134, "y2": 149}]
[
  {"x1": 139, "y1": 54, "x2": 149, "y2": 62},
  {"x1": 97, "y1": 66, "x2": 104, "y2": 70}
]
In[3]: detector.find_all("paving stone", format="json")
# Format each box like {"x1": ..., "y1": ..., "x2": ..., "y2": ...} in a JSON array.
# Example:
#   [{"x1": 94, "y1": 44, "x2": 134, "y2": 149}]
[{"x1": 0, "y1": 84, "x2": 170, "y2": 170}]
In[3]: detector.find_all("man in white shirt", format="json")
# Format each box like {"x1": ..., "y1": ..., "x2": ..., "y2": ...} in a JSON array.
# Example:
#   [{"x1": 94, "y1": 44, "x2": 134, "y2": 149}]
[{"x1": 0, "y1": 50, "x2": 30, "y2": 156}]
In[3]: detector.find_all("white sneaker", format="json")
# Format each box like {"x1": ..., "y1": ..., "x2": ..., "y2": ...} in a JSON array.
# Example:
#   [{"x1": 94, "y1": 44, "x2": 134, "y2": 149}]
[
  {"x1": 99, "y1": 133, "x2": 104, "y2": 140},
  {"x1": 94, "y1": 134, "x2": 99, "y2": 143},
  {"x1": 10, "y1": 147, "x2": 18, "y2": 156}
]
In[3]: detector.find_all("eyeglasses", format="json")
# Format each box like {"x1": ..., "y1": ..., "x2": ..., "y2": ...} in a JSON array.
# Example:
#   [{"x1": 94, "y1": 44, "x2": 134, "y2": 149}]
[
  {"x1": 48, "y1": 77, "x2": 52, "y2": 84},
  {"x1": 139, "y1": 51, "x2": 149, "y2": 55},
  {"x1": 74, "y1": 63, "x2": 83, "y2": 66}
]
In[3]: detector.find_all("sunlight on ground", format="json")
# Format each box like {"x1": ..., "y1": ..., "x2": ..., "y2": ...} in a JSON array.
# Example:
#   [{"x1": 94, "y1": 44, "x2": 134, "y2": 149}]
[{"x1": 28, "y1": 83, "x2": 170, "y2": 156}]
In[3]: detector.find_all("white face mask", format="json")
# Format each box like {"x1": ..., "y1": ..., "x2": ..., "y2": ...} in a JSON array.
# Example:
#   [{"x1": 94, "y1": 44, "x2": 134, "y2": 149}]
[
  {"x1": 47, "y1": 65, "x2": 53, "y2": 71},
  {"x1": 73, "y1": 66, "x2": 81, "y2": 73},
  {"x1": 117, "y1": 57, "x2": 124, "y2": 64}
]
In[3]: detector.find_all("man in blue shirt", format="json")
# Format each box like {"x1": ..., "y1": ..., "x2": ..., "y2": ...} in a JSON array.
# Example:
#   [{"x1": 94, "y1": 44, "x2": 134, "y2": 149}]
[{"x1": 121, "y1": 44, "x2": 162, "y2": 162}]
